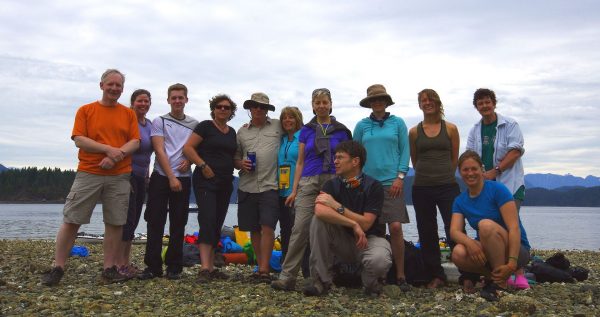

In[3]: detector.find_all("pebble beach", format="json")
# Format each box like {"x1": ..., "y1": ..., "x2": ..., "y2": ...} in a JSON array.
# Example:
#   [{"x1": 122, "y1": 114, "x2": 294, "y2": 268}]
[{"x1": 1, "y1": 240, "x2": 598, "y2": 316}]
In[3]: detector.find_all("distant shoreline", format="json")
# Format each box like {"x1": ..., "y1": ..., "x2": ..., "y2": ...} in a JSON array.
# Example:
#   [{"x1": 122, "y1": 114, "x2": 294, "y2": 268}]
[
  {"x1": 1, "y1": 201, "x2": 598, "y2": 207},
  {"x1": 0, "y1": 200, "x2": 64, "y2": 204}
]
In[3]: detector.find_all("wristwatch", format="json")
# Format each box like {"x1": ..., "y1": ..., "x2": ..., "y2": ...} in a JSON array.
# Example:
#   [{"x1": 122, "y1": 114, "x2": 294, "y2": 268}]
[
  {"x1": 199, "y1": 163, "x2": 207, "y2": 170},
  {"x1": 397, "y1": 172, "x2": 405, "y2": 180},
  {"x1": 336, "y1": 204, "x2": 345, "y2": 215}
]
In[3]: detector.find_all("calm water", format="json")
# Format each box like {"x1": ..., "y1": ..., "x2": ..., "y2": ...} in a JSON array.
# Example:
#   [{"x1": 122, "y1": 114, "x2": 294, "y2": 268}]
[{"x1": 1, "y1": 204, "x2": 598, "y2": 250}]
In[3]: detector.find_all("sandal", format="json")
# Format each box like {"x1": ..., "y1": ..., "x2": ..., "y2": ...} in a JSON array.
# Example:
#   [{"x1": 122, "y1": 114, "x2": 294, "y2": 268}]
[
  {"x1": 461, "y1": 279, "x2": 476, "y2": 294},
  {"x1": 248, "y1": 272, "x2": 272, "y2": 284},
  {"x1": 427, "y1": 277, "x2": 445, "y2": 289},
  {"x1": 480, "y1": 280, "x2": 506, "y2": 302}
]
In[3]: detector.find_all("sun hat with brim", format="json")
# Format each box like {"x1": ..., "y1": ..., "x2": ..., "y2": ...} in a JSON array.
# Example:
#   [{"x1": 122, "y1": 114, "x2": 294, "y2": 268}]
[
  {"x1": 359, "y1": 84, "x2": 395, "y2": 108},
  {"x1": 243, "y1": 92, "x2": 276, "y2": 111}
]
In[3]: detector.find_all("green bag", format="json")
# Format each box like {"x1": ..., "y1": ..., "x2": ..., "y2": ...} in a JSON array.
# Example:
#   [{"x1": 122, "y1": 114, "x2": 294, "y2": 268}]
[{"x1": 242, "y1": 242, "x2": 256, "y2": 264}]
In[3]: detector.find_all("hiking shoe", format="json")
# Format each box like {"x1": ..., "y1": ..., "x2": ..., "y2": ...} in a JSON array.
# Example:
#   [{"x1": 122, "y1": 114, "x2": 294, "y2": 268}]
[
  {"x1": 302, "y1": 279, "x2": 328, "y2": 296},
  {"x1": 102, "y1": 266, "x2": 128, "y2": 284},
  {"x1": 166, "y1": 271, "x2": 181, "y2": 280},
  {"x1": 137, "y1": 268, "x2": 162, "y2": 280},
  {"x1": 396, "y1": 278, "x2": 412, "y2": 292},
  {"x1": 197, "y1": 269, "x2": 212, "y2": 283},
  {"x1": 41, "y1": 266, "x2": 64, "y2": 286},
  {"x1": 271, "y1": 278, "x2": 296, "y2": 291},
  {"x1": 364, "y1": 281, "x2": 383, "y2": 297},
  {"x1": 210, "y1": 269, "x2": 229, "y2": 280}
]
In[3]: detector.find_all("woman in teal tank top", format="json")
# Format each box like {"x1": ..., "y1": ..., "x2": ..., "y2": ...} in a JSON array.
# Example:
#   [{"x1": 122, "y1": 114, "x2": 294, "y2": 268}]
[{"x1": 409, "y1": 89, "x2": 461, "y2": 289}]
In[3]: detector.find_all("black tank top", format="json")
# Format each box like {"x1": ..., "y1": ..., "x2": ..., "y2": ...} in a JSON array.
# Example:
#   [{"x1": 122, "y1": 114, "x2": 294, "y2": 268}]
[{"x1": 413, "y1": 120, "x2": 457, "y2": 186}]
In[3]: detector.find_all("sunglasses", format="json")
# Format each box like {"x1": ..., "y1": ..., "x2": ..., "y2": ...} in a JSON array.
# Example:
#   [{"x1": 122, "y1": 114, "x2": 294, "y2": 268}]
[
  {"x1": 312, "y1": 88, "x2": 331, "y2": 98},
  {"x1": 215, "y1": 105, "x2": 231, "y2": 110},
  {"x1": 250, "y1": 104, "x2": 269, "y2": 110}
]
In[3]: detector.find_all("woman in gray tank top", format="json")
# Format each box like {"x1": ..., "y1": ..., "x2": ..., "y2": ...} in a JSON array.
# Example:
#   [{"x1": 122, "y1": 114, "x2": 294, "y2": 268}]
[{"x1": 408, "y1": 89, "x2": 461, "y2": 289}]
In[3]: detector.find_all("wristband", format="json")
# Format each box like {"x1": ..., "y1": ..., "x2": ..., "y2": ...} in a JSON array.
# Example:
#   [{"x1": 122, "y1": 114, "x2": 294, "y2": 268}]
[
  {"x1": 508, "y1": 256, "x2": 518, "y2": 263},
  {"x1": 494, "y1": 165, "x2": 502, "y2": 175}
]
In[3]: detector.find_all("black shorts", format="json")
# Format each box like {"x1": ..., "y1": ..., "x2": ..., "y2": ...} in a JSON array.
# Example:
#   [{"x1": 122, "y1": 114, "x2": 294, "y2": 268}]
[{"x1": 237, "y1": 190, "x2": 279, "y2": 231}]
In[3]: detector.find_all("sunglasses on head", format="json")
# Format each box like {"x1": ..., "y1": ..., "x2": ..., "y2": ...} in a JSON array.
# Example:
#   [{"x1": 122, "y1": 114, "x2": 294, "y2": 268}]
[{"x1": 312, "y1": 88, "x2": 331, "y2": 98}]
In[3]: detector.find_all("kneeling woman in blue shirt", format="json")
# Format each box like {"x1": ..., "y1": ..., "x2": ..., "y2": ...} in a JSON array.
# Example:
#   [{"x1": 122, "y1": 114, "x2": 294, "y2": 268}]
[{"x1": 450, "y1": 150, "x2": 530, "y2": 301}]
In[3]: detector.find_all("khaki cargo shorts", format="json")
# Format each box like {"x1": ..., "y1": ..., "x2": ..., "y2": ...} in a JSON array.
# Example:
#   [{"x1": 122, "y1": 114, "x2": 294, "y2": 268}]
[{"x1": 63, "y1": 171, "x2": 130, "y2": 226}]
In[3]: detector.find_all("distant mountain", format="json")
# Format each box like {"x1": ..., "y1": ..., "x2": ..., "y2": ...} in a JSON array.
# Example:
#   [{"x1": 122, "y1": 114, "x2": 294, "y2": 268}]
[
  {"x1": 0, "y1": 164, "x2": 7, "y2": 173},
  {"x1": 525, "y1": 173, "x2": 600, "y2": 189},
  {"x1": 522, "y1": 186, "x2": 600, "y2": 207}
]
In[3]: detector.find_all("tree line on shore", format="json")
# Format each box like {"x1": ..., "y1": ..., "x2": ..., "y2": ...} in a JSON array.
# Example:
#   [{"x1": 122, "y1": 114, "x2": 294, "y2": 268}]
[{"x1": 0, "y1": 167, "x2": 599, "y2": 207}]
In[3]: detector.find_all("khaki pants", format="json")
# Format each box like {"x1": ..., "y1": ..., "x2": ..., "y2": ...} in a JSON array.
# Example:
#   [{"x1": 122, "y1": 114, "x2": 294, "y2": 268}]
[
  {"x1": 278, "y1": 174, "x2": 334, "y2": 281},
  {"x1": 309, "y1": 216, "x2": 392, "y2": 290}
]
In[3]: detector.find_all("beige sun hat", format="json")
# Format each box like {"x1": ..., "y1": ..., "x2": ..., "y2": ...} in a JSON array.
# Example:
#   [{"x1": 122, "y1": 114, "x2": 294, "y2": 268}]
[
  {"x1": 243, "y1": 92, "x2": 276, "y2": 111},
  {"x1": 359, "y1": 84, "x2": 395, "y2": 108}
]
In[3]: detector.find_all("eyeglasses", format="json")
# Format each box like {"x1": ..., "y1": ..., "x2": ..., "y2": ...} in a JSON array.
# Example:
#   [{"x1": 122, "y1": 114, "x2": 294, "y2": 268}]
[
  {"x1": 215, "y1": 105, "x2": 231, "y2": 110},
  {"x1": 312, "y1": 88, "x2": 331, "y2": 98}
]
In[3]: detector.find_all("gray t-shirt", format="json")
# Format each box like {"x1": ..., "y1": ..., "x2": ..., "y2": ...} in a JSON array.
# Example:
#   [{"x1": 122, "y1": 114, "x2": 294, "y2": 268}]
[
  {"x1": 151, "y1": 113, "x2": 198, "y2": 177},
  {"x1": 235, "y1": 118, "x2": 282, "y2": 193}
]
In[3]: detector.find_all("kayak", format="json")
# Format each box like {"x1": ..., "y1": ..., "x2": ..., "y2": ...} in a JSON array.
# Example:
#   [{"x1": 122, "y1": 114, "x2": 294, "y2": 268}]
[{"x1": 76, "y1": 232, "x2": 148, "y2": 244}]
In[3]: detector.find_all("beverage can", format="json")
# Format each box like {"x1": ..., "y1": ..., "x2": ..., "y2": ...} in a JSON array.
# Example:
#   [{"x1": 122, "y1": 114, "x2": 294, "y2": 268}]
[{"x1": 247, "y1": 151, "x2": 256, "y2": 171}]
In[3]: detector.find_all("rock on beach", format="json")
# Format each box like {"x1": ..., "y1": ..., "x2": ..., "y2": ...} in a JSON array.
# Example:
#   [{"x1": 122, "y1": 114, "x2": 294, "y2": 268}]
[{"x1": 1, "y1": 240, "x2": 599, "y2": 316}]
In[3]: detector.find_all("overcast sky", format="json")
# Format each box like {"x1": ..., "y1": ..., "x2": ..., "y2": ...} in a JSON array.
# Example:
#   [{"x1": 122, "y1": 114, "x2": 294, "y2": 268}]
[{"x1": 1, "y1": 1, "x2": 599, "y2": 177}]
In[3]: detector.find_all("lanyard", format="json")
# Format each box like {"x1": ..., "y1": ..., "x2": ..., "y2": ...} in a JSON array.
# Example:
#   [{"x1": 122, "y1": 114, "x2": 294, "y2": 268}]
[
  {"x1": 318, "y1": 122, "x2": 329, "y2": 136},
  {"x1": 284, "y1": 137, "x2": 293, "y2": 160}
]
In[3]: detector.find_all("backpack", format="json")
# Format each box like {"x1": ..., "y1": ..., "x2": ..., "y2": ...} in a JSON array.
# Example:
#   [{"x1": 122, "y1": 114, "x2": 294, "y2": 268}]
[{"x1": 387, "y1": 240, "x2": 430, "y2": 286}]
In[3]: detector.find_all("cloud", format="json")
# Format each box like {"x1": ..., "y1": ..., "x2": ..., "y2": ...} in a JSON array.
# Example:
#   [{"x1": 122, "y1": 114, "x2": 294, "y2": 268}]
[{"x1": 1, "y1": 0, "x2": 599, "y2": 176}]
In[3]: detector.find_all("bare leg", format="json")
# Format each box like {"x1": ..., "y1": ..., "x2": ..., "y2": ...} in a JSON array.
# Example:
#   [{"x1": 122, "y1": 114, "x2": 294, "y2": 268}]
[
  {"x1": 54, "y1": 223, "x2": 81, "y2": 268},
  {"x1": 259, "y1": 225, "x2": 275, "y2": 274},
  {"x1": 123, "y1": 241, "x2": 132, "y2": 265},
  {"x1": 478, "y1": 220, "x2": 508, "y2": 269},
  {"x1": 199, "y1": 243, "x2": 213, "y2": 271},
  {"x1": 251, "y1": 231, "x2": 263, "y2": 270},
  {"x1": 451, "y1": 242, "x2": 491, "y2": 276},
  {"x1": 388, "y1": 222, "x2": 405, "y2": 279},
  {"x1": 116, "y1": 240, "x2": 132, "y2": 267},
  {"x1": 103, "y1": 224, "x2": 123, "y2": 269}
]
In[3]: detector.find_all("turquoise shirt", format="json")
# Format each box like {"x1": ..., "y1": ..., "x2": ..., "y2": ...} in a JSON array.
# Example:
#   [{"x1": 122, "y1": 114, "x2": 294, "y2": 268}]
[
  {"x1": 353, "y1": 114, "x2": 410, "y2": 186},
  {"x1": 277, "y1": 130, "x2": 300, "y2": 197}
]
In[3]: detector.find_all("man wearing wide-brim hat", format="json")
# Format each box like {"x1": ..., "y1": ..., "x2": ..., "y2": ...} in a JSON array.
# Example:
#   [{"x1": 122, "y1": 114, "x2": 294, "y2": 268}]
[
  {"x1": 242, "y1": 92, "x2": 276, "y2": 112},
  {"x1": 234, "y1": 92, "x2": 282, "y2": 282},
  {"x1": 354, "y1": 84, "x2": 412, "y2": 291}
]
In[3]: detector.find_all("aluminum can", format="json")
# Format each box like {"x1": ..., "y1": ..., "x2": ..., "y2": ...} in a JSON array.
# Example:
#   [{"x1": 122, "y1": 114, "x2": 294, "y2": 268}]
[{"x1": 247, "y1": 151, "x2": 256, "y2": 171}]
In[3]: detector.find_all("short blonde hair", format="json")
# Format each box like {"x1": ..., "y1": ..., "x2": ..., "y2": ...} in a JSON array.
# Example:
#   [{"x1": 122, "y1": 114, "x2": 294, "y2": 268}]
[{"x1": 280, "y1": 106, "x2": 304, "y2": 132}]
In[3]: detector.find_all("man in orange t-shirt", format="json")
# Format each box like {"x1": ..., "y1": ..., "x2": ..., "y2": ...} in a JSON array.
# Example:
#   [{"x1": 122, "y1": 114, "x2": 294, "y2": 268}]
[{"x1": 42, "y1": 69, "x2": 140, "y2": 286}]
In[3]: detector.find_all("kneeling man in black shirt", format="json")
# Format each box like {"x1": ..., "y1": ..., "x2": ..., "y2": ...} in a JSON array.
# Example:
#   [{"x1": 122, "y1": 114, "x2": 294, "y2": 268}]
[{"x1": 304, "y1": 140, "x2": 391, "y2": 296}]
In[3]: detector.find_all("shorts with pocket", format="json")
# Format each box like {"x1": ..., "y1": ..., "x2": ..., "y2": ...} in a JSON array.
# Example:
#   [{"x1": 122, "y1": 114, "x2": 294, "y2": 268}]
[{"x1": 63, "y1": 171, "x2": 130, "y2": 226}]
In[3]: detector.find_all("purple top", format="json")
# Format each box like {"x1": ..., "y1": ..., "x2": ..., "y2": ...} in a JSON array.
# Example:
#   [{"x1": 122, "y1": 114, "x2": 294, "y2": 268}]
[
  {"x1": 299, "y1": 117, "x2": 351, "y2": 177},
  {"x1": 131, "y1": 119, "x2": 153, "y2": 177}
]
